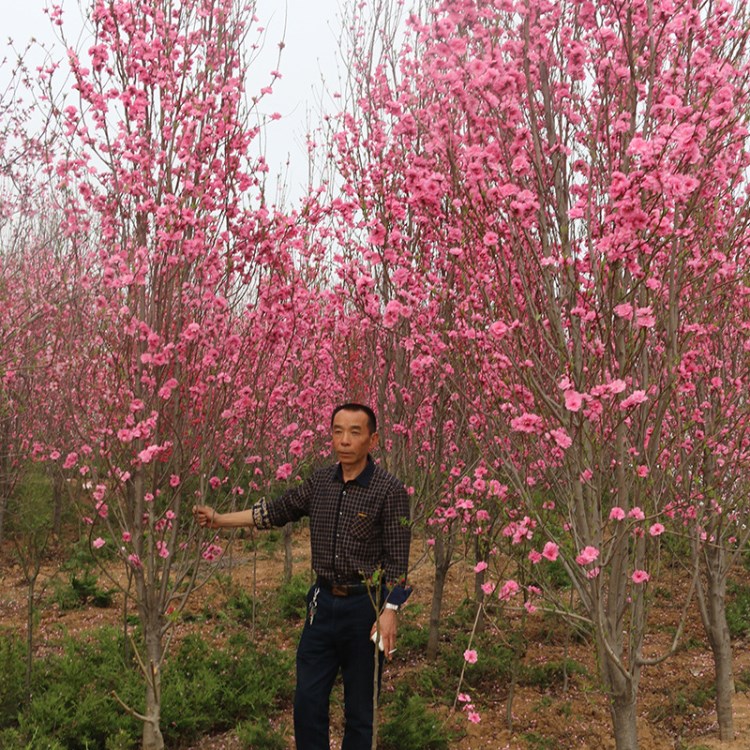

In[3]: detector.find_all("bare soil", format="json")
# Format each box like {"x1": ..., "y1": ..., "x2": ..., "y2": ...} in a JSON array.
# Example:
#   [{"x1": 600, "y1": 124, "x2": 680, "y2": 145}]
[{"x1": 2, "y1": 531, "x2": 750, "y2": 750}]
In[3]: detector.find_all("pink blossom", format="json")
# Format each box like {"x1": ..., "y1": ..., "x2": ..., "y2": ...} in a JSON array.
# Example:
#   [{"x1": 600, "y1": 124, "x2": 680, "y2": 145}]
[
  {"x1": 549, "y1": 428, "x2": 572, "y2": 449},
  {"x1": 649, "y1": 523, "x2": 665, "y2": 537},
  {"x1": 50, "y1": 450, "x2": 61, "y2": 460},
  {"x1": 637, "y1": 465, "x2": 649, "y2": 478},
  {"x1": 93, "y1": 537, "x2": 106, "y2": 549},
  {"x1": 621, "y1": 390, "x2": 648, "y2": 409},
  {"x1": 628, "y1": 507, "x2": 645, "y2": 521},
  {"x1": 382, "y1": 300, "x2": 403, "y2": 328},
  {"x1": 457, "y1": 693, "x2": 472, "y2": 703},
  {"x1": 463, "y1": 649, "x2": 478, "y2": 664},
  {"x1": 489, "y1": 320, "x2": 508, "y2": 338},
  {"x1": 587, "y1": 567, "x2": 601, "y2": 579},
  {"x1": 564, "y1": 389, "x2": 584, "y2": 412},
  {"x1": 157, "y1": 541, "x2": 169, "y2": 559},
  {"x1": 575, "y1": 546, "x2": 599, "y2": 565},
  {"x1": 542, "y1": 541, "x2": 559, "y2": 561},
  {"x1": 610, "y1": 507, "x2": 626, "y2": 521},
  {"x1": 613, "y1": 303, "x2": 633, "y2": 319},
  {"x1": 138, "y1": 445, "x2": 160, "y2": 464},
  {"x1": 63, "y1": 452, "x2": 78, "y2": 469},
  {"x1": 510, "y1": 412, "x2": 543, "y2": 433},
  {"x1": 528, "y1": 549, "x2": 542, "y2": 564},
  {"x1": 201, "y1": 543, "x2": 224, "y2": 561},
  {"x1": 481, "y1": 582, "x2": 496, "y2": 595},
  {"x1": 209, "y1": 476, "x2": 222, "y2": 489},
  {"x1": 122, "y1": 531, "x2": 132, "y2": 543},
  {"x1": 467, "y1": 711, "x2": 481, "y2": 724},
  {"x1": 635, "y1": 307, "x2": 656, "y2": 328},
  {"x1": 474, "y1": 561, "x2": 488, "y2": 573},
  {"x1": 632, "y1": 570, "x2": 650, "y2": 584},
  {"x1": 169, "y1": 474, "x2": 180, "y2": 487},
  {"x1": 276, "y1": 463, "x2": 293, "y2": 481},
  {"x1": 524, "y1": 601, "x2": 538, "y2": 614},
  {"x1": 498, "y1": 579, "x2": 520, "y2": 600},
  {"x1": 128, "y1": 554, "x2": 142, "y2": 569}
]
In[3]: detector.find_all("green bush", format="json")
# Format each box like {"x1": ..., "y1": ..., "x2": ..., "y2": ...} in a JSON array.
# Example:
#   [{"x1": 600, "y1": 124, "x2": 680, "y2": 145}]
[
  {"x1": 0, "y1": 633, "x2": 26, "y2": 729},
  {"x1": 236, "y1": 719, "x2": 288, "y2": 749},
  {"x1": 521, "y1": 658, "x2": 587, "y2": 689},
  {"x1": 379, "y1": 685, "x2": 454, "y2": 750},
  {"x1": 226, "y1": 589, "x2": 258, "y2": 624},
  {"x1": 161, "y1": 631, "x2": 294, "y2": 744},
  {"x1": 726, "y1": 582, "x2": 750, "y2": 639},
  {"x1": 19, "y1": 628, "x2": 141, "y2": 749},
  {"x1": 0, "y1": 727, "x2": 65, "y2": 750},
  {"x1": 9, "y1": 625, "x2": 294, "y2": 749},
  {"x1": 52, "y1": 571, "x2": 115, "y2": 611},
  {"x1": 277, "y1": 573, "x2": 311, "y2": 620}
]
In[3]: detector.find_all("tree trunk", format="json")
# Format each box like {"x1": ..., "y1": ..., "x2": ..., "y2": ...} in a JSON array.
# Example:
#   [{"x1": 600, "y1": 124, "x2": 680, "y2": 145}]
[
  {"x1": 700, "y1": 544, "x2": 735, "y2": 741},
  {"x1": 426, "y1": 534, "x2": 451, "y2": 661},
  {"x1": 283, "y1": 521, "x2": 293, "y2": 583},
  {"x1": 25, "y1": 574, "x2": 36, "y2": 700},
  {"x1": 598, "y1": 624, "x2": 640, "y2": 750},
  {"x1": 0, "y1": 494, "x2": 7, "y2": 545},
  {"x1": 142, "y1": 623, "x2": 165, "y2": 750},
  {"x1": 609, "y1": 690, "x2": 639, "y2": 750},
  {"x1": 52, "y1": 472, "x2": 65, "y2": 537}
]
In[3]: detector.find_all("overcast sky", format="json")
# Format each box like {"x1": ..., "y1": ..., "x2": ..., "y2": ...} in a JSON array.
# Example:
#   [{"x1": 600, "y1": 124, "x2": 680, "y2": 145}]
[{"x1": 0, "y1": 0, "x2": 345, "y2": 202}]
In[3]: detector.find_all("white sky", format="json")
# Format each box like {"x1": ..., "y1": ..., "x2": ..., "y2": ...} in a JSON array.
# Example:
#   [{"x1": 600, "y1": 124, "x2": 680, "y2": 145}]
[{"x1": 0, "y1": 0, "x2": 345, "y2": 202}]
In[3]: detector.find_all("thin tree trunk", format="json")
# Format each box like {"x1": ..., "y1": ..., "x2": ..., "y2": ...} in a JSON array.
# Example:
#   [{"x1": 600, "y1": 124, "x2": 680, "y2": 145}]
[
  {"x1": 0, "y1": 494, "x2": 7, "y2": 545},
  {"x1": 426, "y1": 534, "x2": 451, "y2": 661},
  {"x1": 609, "y1": 690, "x2": 639, "y2": 750},
  {"x1": 597, "y1": 615, "x2": 640, "y2": 750},
  {"x1": 142, "y1": 623, "x2": 165, "y2": 750},
  {"x1": 283, "y1": 521, "x2": 293, "y2": 583},
  {"x1": 699, "y1": 544, "x2": 735, "y2": 741},
  {"x1": 25, "y1": 574, "x2": 36, "y2": 700},
  {"x1": 52, "y1": 472, "x2": 64, "y2": 537}
]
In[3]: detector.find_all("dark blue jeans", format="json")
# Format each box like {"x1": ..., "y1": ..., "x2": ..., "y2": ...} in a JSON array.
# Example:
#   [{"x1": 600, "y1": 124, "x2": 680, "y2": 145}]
[{"x1": 293, "y1": 585, "x2": 384, "y2": 750}]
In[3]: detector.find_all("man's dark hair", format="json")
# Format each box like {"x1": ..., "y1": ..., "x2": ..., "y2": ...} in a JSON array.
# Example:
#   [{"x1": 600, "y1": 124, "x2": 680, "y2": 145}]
[{"x1": 331, "y1": 403, "x2": 378, "y2": 434}]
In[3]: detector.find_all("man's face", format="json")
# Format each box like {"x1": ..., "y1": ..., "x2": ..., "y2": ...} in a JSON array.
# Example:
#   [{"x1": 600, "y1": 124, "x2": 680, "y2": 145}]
[{"x1": 331, "y1": 409, "x2": 378, "y2": 470}]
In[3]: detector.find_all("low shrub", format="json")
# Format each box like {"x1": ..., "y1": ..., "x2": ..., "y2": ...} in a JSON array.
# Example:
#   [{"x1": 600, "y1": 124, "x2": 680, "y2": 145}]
[
  {"x1": 379, "y1": 685, "x2": 454, "y2": 750},
  {"x1": 0, "y1": 633, "x2": 26, "y2": 729},
  {"x1": 236, "y1": 719, "x2": 288, "y2": 749}
]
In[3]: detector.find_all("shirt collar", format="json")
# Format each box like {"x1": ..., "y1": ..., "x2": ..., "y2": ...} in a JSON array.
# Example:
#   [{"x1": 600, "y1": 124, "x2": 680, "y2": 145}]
[{"x1": 333, "y1": 455, "x2": 375, "y2": 487}]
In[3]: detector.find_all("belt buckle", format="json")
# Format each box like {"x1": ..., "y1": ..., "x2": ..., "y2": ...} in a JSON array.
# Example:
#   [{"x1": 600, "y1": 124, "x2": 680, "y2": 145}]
[{"x1": 332, "y1": 584, "x2": 349, "y2": 597}]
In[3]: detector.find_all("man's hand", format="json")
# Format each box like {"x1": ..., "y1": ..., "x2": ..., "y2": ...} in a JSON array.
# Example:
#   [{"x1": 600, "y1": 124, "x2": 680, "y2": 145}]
[
  {"x1": 371, "y1": 608, "x2": 398, "y2": 660},
  {"x1": 192, "y1": 505, "x2": 219, "y2": 528}
]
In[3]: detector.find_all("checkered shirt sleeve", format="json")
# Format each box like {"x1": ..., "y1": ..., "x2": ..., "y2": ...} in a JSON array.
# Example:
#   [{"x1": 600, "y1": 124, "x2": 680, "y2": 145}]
[{"x1": 250, "y1": 463, "x2": 411, "y2": 588}]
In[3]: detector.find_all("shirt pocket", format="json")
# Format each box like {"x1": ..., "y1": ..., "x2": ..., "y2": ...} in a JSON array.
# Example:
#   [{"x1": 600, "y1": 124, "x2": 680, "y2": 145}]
[{"x1": 349, "y1": 511, "x2": 374, "y2": 541}]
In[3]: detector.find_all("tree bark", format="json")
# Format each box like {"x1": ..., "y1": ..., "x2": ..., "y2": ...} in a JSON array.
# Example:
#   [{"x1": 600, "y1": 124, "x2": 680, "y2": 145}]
[
  {"x1": 283, "y1": 521, "x2": 293, "y2": 584},
  {"x1": 142, "y1": 620, "x2": 165, "y2": 750},
  {"x1": 699, "y1": 543, "x2": 735, "y2": 741},
  {"x1": 609, "y1": 689, "x2": 639, "y2": 750},
  {"x1": 426, "y1": 533, "x2": 451, "y2": 661}
]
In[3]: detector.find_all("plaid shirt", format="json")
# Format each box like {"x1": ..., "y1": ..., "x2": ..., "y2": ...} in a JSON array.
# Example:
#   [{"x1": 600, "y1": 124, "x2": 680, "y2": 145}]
[{"x1": 251, "y1": 457, "x2": 411, "y2": 601}]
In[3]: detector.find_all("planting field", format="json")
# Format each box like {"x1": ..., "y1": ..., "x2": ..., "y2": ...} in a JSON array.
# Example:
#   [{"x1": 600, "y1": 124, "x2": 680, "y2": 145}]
[{"x1": 3, "y1": 528, "x2": 750, "y2": 749}]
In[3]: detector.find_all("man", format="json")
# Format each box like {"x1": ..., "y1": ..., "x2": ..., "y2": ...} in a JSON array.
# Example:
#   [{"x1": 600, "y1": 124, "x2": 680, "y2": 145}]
[{"x1": 193, "y1": 403, "x2": 411, "y2": 750}]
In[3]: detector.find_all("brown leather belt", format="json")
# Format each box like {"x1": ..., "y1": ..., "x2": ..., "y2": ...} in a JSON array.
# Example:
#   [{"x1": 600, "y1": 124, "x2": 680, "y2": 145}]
[{"x1": 316, "y1": 576, "x2": 369, "y2": 597}]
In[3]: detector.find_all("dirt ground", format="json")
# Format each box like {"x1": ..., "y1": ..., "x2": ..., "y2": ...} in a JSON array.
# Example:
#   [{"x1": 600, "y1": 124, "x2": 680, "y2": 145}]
[{"x1": 2, "y1": 531, "x2": 750, "y2": 750}]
